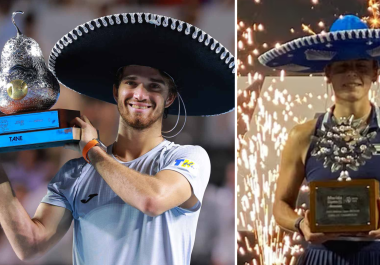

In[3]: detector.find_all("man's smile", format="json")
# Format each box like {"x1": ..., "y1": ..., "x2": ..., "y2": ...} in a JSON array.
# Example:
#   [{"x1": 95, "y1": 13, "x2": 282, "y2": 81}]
[{"x1": 127, "y1": 102, "x2": 153, "y2": 111}]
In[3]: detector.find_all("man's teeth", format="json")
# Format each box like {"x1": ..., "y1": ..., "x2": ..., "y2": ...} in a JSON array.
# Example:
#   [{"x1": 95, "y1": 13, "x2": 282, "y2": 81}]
[{"x1": 130, "y1": 104, "x2": 149, "y2": 109}]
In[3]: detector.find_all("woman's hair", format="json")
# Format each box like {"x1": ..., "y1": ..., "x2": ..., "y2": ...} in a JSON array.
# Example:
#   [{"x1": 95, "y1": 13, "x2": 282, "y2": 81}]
[{"x1": 113, "y1": 66, "x2": 178, "y2": 119}]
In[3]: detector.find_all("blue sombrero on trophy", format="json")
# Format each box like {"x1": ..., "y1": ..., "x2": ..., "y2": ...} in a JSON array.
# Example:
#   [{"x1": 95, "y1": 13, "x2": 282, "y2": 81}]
[
  {"x1": 258, "y1": 15, "x2": 380, "y2": 73},
  {"x1": 48, "y1": 13, "x2": 235, "y2": 117}
]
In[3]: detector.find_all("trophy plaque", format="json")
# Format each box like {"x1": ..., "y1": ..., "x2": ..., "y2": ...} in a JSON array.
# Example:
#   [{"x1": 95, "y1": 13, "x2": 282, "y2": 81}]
[
  {"x1": 0, "y1": 11, "x2": 80, "y2": 153},
  {"x1": 309, "y1": 114, "x2": 379, "y2": 233}
]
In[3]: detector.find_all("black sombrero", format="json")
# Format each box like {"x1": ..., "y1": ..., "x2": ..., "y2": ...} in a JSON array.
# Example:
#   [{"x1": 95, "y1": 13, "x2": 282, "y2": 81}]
[{"x1": 48, "y1": 13, "x2": 235, "y2": 116}]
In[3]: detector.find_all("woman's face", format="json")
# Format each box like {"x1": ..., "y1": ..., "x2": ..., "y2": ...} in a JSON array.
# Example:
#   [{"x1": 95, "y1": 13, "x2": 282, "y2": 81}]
[{"x1": 326, "y1": 59, "x2": 378, "y2": 102}]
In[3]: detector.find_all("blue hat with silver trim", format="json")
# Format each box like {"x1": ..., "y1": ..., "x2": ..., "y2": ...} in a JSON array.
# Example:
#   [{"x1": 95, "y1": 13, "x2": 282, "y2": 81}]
[{"x1": 258, "y1": 15, "x2": 380, "y2": 73}]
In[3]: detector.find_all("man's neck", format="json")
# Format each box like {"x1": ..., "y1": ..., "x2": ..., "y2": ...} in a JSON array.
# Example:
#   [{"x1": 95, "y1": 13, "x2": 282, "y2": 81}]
[
  {"x1": 333, "y1": 98, "x2": 372, "y2": 122},
  {"x1": 112, "y1": 118, "x2": 165, "y2": 162}
]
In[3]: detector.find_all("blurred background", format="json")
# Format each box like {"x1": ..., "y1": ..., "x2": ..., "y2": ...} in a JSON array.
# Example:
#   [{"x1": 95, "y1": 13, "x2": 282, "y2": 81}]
[{"x1": 0, "y1": 0, "x2": 235, "y2": 264}]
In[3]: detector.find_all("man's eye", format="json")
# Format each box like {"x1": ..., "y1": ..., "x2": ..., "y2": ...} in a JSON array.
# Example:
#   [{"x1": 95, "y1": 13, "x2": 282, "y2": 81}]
[
  {"x1": 125, "y1": 81, "x2": 136, "y2": 86},
  {"x1": 150, "y1": 83, "x2": 161, "y2": 89}
]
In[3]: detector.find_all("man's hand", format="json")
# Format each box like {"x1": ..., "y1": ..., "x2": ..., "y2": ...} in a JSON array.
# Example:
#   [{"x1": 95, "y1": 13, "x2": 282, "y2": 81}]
[
  {"x1": 64, "y1": 115, "x2": 98, "y2": 154},
  {"x1": 300, "y1": 210, "x2": 342, "y2": 244}
]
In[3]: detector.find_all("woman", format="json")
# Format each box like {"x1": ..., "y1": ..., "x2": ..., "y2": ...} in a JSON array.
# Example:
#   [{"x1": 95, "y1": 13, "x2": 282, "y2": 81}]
[{"x1": 259, "y1": 15, "x2": 380, "y2": 264}]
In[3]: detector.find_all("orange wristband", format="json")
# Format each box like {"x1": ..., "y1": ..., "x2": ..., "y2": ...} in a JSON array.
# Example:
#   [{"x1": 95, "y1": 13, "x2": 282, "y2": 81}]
[{"x1": 82, "y1": 139, "x2": 99, "y2": 163}]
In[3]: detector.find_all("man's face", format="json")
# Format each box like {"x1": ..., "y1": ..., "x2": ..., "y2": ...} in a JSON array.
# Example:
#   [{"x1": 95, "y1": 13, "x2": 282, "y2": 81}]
[
  {"x1": 113, "y1": 65, "x2": 175, "y2": 130},
  {"x1": 326, "y1": 59, "x2": 378, "y2": 102}
]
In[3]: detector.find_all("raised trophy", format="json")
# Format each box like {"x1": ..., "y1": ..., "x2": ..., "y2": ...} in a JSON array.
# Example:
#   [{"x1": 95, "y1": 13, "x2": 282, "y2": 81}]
[
  {"x1": 309, "y1": 115, "x2": 379, "y2": 233},
  {"x1": 0, "y1": 11, "x2": 80, "y2": 153}
]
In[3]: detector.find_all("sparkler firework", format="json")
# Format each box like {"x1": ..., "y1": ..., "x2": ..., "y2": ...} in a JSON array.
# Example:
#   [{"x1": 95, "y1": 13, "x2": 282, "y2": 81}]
[{"x1": 237, "y1": 1, "x2": 380, "y2": 264}]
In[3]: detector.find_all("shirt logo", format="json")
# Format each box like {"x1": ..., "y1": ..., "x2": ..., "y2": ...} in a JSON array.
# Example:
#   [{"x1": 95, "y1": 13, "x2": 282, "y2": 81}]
[
  {"x1": 81, "y1": 194, "x2": 98, "y2": 204},
  {"x1": 174, "y1": 159, "x2": 195, "y2": 169}
]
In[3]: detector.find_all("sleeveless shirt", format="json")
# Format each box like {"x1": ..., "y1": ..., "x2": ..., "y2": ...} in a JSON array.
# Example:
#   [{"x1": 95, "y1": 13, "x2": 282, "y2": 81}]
[{"x1": 305, "y1": 104, "x2": 380, "y2": 182}]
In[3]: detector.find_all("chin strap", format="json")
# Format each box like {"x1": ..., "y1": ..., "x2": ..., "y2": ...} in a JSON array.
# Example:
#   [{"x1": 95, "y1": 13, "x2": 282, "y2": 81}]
[{"x1": 162, "y1": 92, "x2": 187, "y2": 138}]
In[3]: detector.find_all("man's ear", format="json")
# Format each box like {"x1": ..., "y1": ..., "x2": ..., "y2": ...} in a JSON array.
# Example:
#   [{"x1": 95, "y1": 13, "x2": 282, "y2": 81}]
[
  {"x1": 165, "y1": 92, "x2": 177, "y2": 108},
  {"x1": 113, "y1": 85, "x2": 118, "y2": 103}
]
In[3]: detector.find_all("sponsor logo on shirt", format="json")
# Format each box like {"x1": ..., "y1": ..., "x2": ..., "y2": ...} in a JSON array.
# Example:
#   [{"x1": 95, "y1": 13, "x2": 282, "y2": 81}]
[
  {"x1": 81, "y1": 194, "x2": 98, "y2": 203},
  {"x1": 174, "y1": 159, "x2": 195, "y2": 169}
]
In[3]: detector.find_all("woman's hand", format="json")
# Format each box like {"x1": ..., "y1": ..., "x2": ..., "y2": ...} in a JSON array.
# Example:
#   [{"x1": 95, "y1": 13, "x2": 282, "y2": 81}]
[
  {"x1": 368, "y1": 199, "x2": 380, "y2": 238},
  {"x1": 300, "y1": 210, "x2": 342, "y2": 244}
]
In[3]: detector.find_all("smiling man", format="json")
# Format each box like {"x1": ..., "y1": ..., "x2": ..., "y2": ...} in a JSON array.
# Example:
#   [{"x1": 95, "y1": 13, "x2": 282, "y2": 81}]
[
  {"x1": 58, "y1": 64, "x2": 205, "y2": 264},
  {"x1": 116, "y1": 66, "x2": 176, "y2": 129},
  {"x1": 0, "y1": 12, "x2": 234, "y2": 265}
]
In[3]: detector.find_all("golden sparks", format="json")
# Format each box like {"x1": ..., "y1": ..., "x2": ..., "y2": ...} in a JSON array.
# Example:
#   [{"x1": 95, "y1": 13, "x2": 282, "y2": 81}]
[
  {"x1": 368, "y1": 0, "x2": 380, "y2": 28},
  {"x1": 301, "y1": 24, "x2": 316, "y2": 35}
]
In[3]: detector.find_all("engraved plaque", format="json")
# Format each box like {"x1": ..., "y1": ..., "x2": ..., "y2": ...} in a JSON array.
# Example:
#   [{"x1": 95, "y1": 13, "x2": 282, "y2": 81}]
[
  {"x1": 310, "y1": 179, "x2": 379, "y2": 233},
  {"x1": 315, "y1": 186, "x2": 369, "y2": 226}
]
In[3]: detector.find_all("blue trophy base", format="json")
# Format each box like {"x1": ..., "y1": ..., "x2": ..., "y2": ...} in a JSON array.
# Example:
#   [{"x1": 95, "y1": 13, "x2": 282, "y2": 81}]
[
  {"x1": 0, "y1": 109, "x2": 81, "y2": 153},
  {"x1": 0, "y1": 127, "x2": 81, "y2": 153}
]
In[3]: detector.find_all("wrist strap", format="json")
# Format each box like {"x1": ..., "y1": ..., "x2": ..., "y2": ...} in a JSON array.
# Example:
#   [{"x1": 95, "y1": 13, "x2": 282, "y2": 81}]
[
  {"x1": 294, "y1": 216, "x2": 305, "y2": 237},
  {"x1": 82, "y1": 139, "x2": 98, "y2": 163}
]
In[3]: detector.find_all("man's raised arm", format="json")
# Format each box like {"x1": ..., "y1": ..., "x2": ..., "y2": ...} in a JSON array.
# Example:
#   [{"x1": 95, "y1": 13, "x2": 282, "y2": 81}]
[{"x1": 0, "y1": 165, "x2": 72, "y2": 261}]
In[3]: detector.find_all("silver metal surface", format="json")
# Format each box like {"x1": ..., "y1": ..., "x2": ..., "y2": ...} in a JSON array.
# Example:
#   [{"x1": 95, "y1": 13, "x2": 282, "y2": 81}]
[
  {"x1": 0, "y1": 11, "x2": 59, "y2": 114},
  {"x1": 311, "y1": 115, "x2": 377, "y2": 181}
]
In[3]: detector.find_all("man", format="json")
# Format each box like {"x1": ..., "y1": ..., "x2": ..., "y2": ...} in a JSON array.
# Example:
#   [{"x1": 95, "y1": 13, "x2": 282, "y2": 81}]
[{"x1": 0, "y1": 12, "x2": 235, "y2": 265}]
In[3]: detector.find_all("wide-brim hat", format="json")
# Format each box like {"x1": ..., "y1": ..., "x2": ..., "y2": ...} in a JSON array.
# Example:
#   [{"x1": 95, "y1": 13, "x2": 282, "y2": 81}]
[
  {"x1": 48, "y1": 13, "x2": 235, "y2": 116},
  {"x1": 258, "y1": 15, "x2": 380, "y2": 73}
]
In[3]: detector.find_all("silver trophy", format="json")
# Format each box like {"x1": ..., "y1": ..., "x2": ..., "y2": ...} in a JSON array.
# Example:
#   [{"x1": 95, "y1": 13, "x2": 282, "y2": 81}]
[
  {"x1": 0, "y1": 11, "x2": 80, "y2": 153},
  {"x1": 0, "y1": 11, "x2": 59, "y2": 114}
]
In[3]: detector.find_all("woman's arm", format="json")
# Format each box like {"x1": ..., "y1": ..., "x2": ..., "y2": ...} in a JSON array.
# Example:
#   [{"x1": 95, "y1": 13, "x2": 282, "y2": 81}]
[
  {"x1": 273, "y1": 122, "x2": 311, "y2": 231},
  {"x1": 274, "y1": 120, "x2": 341, "y2": 243}
]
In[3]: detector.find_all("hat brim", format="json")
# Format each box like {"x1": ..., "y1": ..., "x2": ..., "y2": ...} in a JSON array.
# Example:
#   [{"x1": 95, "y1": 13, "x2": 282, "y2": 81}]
[
  {"x1": 258, "y1": 29, "x2": 380, "y2": 73},
  {"x1": 49, "y1": 13, "x2": 235, "y2": 116}
]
